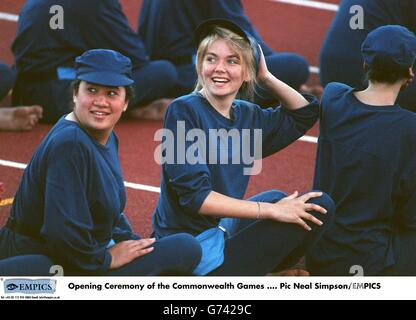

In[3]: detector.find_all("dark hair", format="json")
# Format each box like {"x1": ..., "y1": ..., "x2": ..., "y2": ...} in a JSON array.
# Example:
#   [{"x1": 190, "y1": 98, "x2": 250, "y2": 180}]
[
  {"x1": 71, "y1": 79, "x2": 135, "y2": 102},
  {"x1": 364, "y1": 56, "x2": 411, "y2": 84}
]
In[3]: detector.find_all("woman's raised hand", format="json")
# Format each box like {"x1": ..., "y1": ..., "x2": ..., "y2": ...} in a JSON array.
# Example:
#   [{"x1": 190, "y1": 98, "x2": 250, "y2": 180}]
[{"x1": 257, "y1": 45, "x2": 272, "y2": 83}]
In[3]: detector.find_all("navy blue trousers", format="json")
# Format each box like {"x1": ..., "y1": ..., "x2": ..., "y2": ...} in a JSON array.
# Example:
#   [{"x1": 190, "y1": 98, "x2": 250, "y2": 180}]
[
  {"x1": 176, "y1": 52, "x2": 310, "y2": 107},
  {"x1": 106, "y1": 233, "x2": 201, "y2": 276},
  {"x1": 12, "y1": 60, "x2": 179, "y2": 123},
  {"x1": 0, "y1": 255, "x2": 55, "y2": 276},
  {"x1": 319, "y1": 0, "x2": 416, "y2": 111},
  {"x1": 209, "y1": 190, "x2": 335, "y2": 276},
  {"x1": 306, "y1": 231, "x2": 416, "y2": 276},
  {"x1": 393, "y1": 231, "x2": 416, "y2": 275},
  {"x1": 0, "y1": 232, "x2": 201, "y2": 276},
  {"x1": 0, "y1": 62, "x2": 15, "y2": 100}
]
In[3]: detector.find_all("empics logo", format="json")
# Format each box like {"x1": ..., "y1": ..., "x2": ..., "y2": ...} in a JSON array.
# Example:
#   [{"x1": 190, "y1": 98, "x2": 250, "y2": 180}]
[
  {"x1": 6, "y1": 283, "x2": 18, "y2": 291},
  {"x1": 4, "y1": 279, "x2": 56, "y2": 294}
]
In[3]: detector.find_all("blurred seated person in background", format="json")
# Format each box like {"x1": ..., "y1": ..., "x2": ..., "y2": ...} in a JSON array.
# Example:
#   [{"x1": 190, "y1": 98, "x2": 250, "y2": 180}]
[
  {"x1": 0, "y1": 61, "x2": 42, "y2": 131},
  {"x1": 12, "y1": 0, "x2": 179, "y2": 122},
  {"x1": 319, "y1": 0, "x2": 416, "y2": 111},
  {"x1": 138, "y1": 0, "x2": 315, "y2": 107}
]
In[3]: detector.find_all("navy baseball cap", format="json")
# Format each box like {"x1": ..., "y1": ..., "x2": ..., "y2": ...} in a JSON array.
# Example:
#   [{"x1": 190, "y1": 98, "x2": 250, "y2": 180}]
[
  {"x1": 194, "y1": 18, "x2": 261, "y2": 72},
  {"x1": 361, "y1": 25, "x2": 416, "y2": 67},
  {"x1": 75, "y1": 49, "x2": 134, "y2": 87}
]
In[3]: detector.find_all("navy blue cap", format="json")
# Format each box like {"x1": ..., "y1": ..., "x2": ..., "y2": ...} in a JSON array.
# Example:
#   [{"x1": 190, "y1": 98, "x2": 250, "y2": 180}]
[
  {"x1": 361, "y1": 25, "x2": 416, "y2": 68},
  {"x1": 75, "y1": 49, "x2": 134, "y2": 86},
  {"x1": 194, "y1": 19, "x2": 261, "y2": 72}
]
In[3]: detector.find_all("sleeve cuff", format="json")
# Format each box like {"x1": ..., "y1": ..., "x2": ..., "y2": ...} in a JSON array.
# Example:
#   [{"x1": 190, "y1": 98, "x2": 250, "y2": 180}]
[
  {"x1": 188, "y1": 189, "x2": 212, "y2": 214},
  {"x1": 98, "y1": 251, "x2": 113, "y2": 274}
]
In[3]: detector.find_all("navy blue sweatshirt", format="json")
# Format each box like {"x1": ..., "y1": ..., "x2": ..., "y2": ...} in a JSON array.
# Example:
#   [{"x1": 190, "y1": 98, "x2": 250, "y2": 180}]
[
  {"x1": 153, "y1": 92, "x2": 318, "y2": 237},
  {"x1": 6, "y1": 117, "x2": 134, "y2": 274},
  {"x1": 307, "y1": 83, "x2": 416, "y2": 275},
  {"x1": 13, "y1": 0, "x2": 148, "y2": 77},
  {"x1": 138, "y1": 0, "x2": 273, "y2": 63}
]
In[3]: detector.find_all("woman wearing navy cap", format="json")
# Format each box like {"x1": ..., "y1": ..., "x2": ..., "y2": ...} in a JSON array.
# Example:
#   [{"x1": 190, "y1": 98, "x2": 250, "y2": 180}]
[
  {"x1": 153, "y1": 19, "x2": 335, "y2": 275},
  {"x1": 319, "y1": 0, "x2": 416, "y2": 111},
  {"x1": 0, "y1": 49, "x2": 201, "y2": 276},
  {"x1": 307, "y1": 25, "x2": 416, "y2": 275}
]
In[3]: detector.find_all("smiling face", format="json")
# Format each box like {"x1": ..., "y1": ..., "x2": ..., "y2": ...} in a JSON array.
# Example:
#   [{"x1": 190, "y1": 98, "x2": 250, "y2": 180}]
[
  {"x1": 195, "y1": 27, "x2": 257, "y2": 102},
  {"x1": 200, "y1": 38, "x2": 248, "y2": 102},
  {"x1": 73, "y1": 81, "x2": 128, "y2": 144}
]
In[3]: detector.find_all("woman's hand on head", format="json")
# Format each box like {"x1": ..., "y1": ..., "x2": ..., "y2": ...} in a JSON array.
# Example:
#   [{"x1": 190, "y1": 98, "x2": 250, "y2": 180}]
[
  {"x1": 257, "y1": 45, "x2": 273, "y2": 84},
  {"x1": 263, "y1": 191, "x2": 327, "y2": 231},
  {"x1": 108, "y1": 238, "x2": 156, "y2": 270}
]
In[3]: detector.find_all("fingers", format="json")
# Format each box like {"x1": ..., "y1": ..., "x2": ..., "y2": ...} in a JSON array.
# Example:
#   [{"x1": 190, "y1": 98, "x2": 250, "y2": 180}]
[
  {"x1": 304, "y1": 203, "x2": 327, "y2": 214},
  {"x1": 115, "y1": 239, "x2": 157, "y2": 260},
  {"x1": 296, "y1": 215, "x2": 322, "y2": 231},
  {"x1": 108, "y1": 239, "x2": 156, "y2": 269},
  {"x1": 284, "y1": 191, "x2": 299, "y2": 200},
  {"x1": 129, "y1": 238, "x2": 156, "y2": 258},
  {"x1": 293, "y1": 192, "x2": 328, "y2": 215},
  {"x1": 30, "y1": 105, "x2": 43, "y2": 118},
  {"x1": 298, "y1": 191, "x2": 323, "y2": 202},
  {"x1": 301, "y1": 212, "x2": 323, "y2": 227},
  {"x1": 130, "y1": 238, "x2": 156, "y2": 250},
  {"x1": 258, "y1": 44, "x2": 263, "y2": 54},
  {"x1": 296, "y1": 208, "x2": 324, "y2": 230},
  {"x1": 296, "y1": 218, "x2": 312, "y2": 231},
  {"x1": 138, "y1": 238, "x2": 156, "y2": 249},
  {"x1": 117, "y1": 238, "x2": 156, "y2": 251},
  {"x1": 135, "y1": 246, "x2": 155, "y2": 258},
  {"x1": 258, "y1": 44, "x2": 265, "y2": 62},
  {"x1": 28, "y1": 114, "x2": 40, "y2": 128}
]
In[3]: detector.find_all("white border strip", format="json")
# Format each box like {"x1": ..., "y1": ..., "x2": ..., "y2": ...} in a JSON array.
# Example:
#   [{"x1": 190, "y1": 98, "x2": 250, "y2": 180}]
[
  {"x1": 269, "y1": 0, "x2": 339, "y2": 11},
  {"x1": 0, "y1": 12, "x2": 18, "y2": 22}
]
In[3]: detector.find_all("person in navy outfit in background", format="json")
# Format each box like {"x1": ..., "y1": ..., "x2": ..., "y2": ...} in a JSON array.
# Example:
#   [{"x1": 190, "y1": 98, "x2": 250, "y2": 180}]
[
  {"x1": 12, "y1": 0, "x2": 179, "y2": 122},
  {"x1": 307, "y1": 26, "x2": 416, "y2": 275},
  {"x1": 319, "y1": 0, "x2": 416, "y2": 111},
  {"x1": 0, "y1": 61, "x2": 42, "y2": 131}
]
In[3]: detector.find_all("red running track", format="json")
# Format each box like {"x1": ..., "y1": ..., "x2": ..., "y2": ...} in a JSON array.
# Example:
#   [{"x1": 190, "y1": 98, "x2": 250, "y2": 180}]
[{"x1": 0, "y1": 0, "x2": 337, "y2": 236}]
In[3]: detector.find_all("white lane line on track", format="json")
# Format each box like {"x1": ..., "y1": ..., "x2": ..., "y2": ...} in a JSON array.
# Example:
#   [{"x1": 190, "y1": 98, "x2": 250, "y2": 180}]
[
  {"x1": 0, "y1": 135, "x2": 318, "y2": 192},
  {"x1": 124, "y1": 181, "x2": 161, "y2": 193},
  {"x1": 0, "y1": 159, "x2": 26, "y2": 170},
  {"x1": 0, "y1": 12, "x2": 18, "y2": 22},
  {"x1": 0, "y1": 159, "x2": 161, "y2": 193},
  {"x1": 299, "y1": 135, "x2": 318, "y2": 143},
  {"x1": 309, "y1": 66, "x2": 320, "y2": 74},
  {"x1": 269, "y1": 0, "x2": 339, "y2": 11}
]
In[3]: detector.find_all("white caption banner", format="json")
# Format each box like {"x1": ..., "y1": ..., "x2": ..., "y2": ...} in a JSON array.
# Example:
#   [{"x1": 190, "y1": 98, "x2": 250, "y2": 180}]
[{"x1": 1, "y1": 276, "x2": 415, "y2": 300}]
